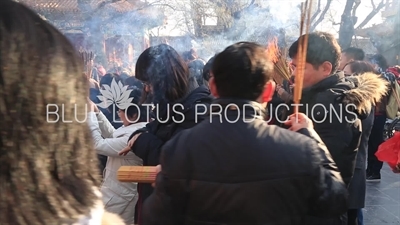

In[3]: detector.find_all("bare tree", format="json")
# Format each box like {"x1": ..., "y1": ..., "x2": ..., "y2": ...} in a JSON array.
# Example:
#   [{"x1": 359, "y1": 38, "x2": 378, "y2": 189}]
[
  {"x1": 338, "y1": 0, "x2": 386, "y2": 49},
  {"x1": 356, "y1": 0, "x2": 385, "y2": 29},
  {"x1": 338, "y1": 0, "x2": 358, "y2": 48},
  {"x1": 281, "y1": 0, "x2": 386, "y2": 49},
  {"x1": 310, "y1": 0, "x2": 333, "y2": 31}
]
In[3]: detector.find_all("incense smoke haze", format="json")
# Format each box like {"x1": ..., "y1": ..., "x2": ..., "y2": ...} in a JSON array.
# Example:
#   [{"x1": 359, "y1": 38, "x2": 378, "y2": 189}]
[
  {"x1": 39, "y1": 0, "x2": 305, "y2": 62},
  {"x1": 146, "y1": 0, "x2": 304, "y2": 59},
  {"x1": 26, "y1": 0, "x2": 386, "y2": 64}
]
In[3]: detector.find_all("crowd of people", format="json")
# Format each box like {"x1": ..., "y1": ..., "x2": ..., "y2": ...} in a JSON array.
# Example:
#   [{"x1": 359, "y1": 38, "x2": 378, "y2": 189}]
[{"x1": 1, "y1": 0, "x2": 399, "y2": 225}]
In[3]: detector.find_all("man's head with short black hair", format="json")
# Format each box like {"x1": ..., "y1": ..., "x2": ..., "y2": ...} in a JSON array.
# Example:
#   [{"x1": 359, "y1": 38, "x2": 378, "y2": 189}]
[
  {"x1": 209, "y1": 42, "x2": 275, "y2": 102},
  {"x1": 203, "y1": 55, "x2": 216, "y2": 82},
  {"x1": 289, "y1": 32, "x2": 341, "y2": 88},
  {"x1": 339, "y1": 47, "x2": 365, "y2": 70},
  {"x1": 370, "y1": 54, "x2": 389, "y2": 72}
]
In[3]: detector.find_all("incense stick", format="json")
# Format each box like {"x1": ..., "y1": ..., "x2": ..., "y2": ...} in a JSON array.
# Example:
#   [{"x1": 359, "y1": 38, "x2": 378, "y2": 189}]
[
  {"x1": 118, "y1": 166, "x2": 158, "y2": 183},
  {"x1": 266, "y1": 38, "x2": 291, "y2": 85},
  {"x1": 80, "y1": 50, "x2": 95, "y2": 79},
  {"x1": 293, "y1": 0, "x2": 313, "y2": 114}
]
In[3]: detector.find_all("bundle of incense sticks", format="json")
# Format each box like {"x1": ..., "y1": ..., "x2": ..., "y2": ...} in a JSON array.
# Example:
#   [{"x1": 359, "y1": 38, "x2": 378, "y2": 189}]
[
  {"x1": 293, "y1": 0, "x2": 313, "y2": 114},
  {"x1": 117, "y1": 166, "x2": 158, "y2": 183},
  {"x1": 266, "y1": 38, "x2": 291, "y2": 85},
  {"x1": 79, "y1": 50, "x2": 94, "y2": 78}
]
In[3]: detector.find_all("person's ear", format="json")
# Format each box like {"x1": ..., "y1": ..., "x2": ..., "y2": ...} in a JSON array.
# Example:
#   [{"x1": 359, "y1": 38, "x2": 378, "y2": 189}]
[
  {"x1": 321, "y1": 61, "x2": 333, "y2": 76},
  {"x1": 260, "y1": 81, "x2": 276, "y2": 103},
  {"x1": 209, "y1": 73, "x2": 219, "y2": 97}
]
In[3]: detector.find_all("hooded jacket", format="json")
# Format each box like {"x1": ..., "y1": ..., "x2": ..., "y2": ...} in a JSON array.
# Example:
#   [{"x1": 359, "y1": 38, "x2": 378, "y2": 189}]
[
  {"x1": 88, "y1": 112, "x2": 146, "y2": 225},
  {"x1": 298, "y1": 72, "x2": 388, "y2": 186},
  {"x1": 298, "y1": 71, "x2": 388, "y2": 225}
]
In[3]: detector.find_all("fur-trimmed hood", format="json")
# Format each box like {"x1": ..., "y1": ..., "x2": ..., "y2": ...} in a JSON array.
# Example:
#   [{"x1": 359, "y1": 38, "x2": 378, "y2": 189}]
[{"x1": 343, "y1": 72, "x2": 389, "y2": 115}]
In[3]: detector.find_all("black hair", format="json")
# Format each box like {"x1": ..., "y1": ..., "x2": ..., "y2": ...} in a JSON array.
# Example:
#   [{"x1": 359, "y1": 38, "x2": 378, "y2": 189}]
[
  {"x1": 345, "y1": 61, "x2": 378, "y2": 75},
  {"x1": 119, "y1": 87, "x2": 149, "y2": 123},
  {"x1": 212, "y1": 42, "x2": 274, "y2": 100},
  {"x1": 342, "y1": 47, "x2": 365, "y2": 61},
  {"x1": 135, "y1": 44, "x2": 189, "y2": 105},
  {"x1": 203, "y1": 55, "x2": 216, "y2": 81},
  {"x1": 370, "y1": 54, "x2": 389, "y2": 72},
  {"x1": 119, "y1": 71, "x2": 130, "y2": 82},
  {"x1": 188, "y1": 59, "x2": 205, "y2": 86},
  {"x1": 100, "y1": 73, "x2": 123, "y2": 87},
  {"x1": 125, "y1": 76, "x2": 144, "y2": 90},
  {"x1": 289, "y1": 31, "x2": 341, "y2": 73}
]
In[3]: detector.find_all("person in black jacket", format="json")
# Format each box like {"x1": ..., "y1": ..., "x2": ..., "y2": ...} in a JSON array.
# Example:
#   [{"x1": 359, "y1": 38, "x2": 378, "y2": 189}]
[
  {"x1": 288, "y1": 32, "x2": 388, "y2": 225},
  {"x1": 118, "y1": 44, "x2": 213, "y2": 225},
  {"x1": 142, "y1": 42, "x2": 348, "y2": 225},
  {"x1": 343, "y1": 60, "x2": 389, "y2": 225}
]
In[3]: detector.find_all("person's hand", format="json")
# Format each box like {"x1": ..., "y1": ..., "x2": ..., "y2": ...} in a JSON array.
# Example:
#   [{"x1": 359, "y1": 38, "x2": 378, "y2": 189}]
[
  {"x1": 277, "y1": 86, "x2": 287, "y2": 96},
  {"x1": 284, "y1": 113, "x2": 313, "y2": 132},
  {"x1": 128, "y1": 133, "x2": 141, "y2": 148},
  {"x1": 88, "y1": 78, "x2": 100, "y2": 89},
  {"x1": 118, "y1": 133, "x2": 142, "y2": 156},
  {"x1": 152, "y1": 165, "x2": 162, "y2": 188},
  {"x1": 87, "y1": 98, "x2": 99, "y2": 112},
  {"x1": 275, "y1": 85, "x2": 281, "y2": 92},
  {"x1": 119, "y1": 146, "x2": 131, "y2": 156}
]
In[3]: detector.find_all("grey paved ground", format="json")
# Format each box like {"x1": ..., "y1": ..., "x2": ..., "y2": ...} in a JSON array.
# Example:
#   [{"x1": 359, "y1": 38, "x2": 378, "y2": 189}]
[{"x1": 364, "y1": 164, "x2": 400, "y2": 225}]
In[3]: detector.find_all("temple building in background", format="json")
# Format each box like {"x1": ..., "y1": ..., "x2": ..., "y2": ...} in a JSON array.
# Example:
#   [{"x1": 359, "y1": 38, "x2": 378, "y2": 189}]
[{"x1": 18, "y1": 0, "x2": 164, "y2": 68}]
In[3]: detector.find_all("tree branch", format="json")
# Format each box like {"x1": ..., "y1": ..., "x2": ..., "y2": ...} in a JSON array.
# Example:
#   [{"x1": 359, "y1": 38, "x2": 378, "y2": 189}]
[
  {"x1": 310, "y1": 0, "x2": 333, "y2": 31},
  {"x1": 352, "y1": 0, "x2": 361, "y2": 17},
  {"x1": 311, "y1": 0, "x2": 322, "y2": 22},
  {"x1": 168, "y1": 18, "x2": 186, "y2": 33},
  {"x1": 338, "y1": 0, "x2": 356, "y2": 48},
  {"x1": 356, "y1": 0, "x2": 385, "y2": 29},
  {"x1": 371, "y1": 0, "x2": 376, "y2": 9}
]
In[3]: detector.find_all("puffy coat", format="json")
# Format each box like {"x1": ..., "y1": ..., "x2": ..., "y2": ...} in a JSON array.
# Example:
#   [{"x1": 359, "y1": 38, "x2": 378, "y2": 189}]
[
  {"x1": 88, "y1": 111, "x2": 146, "y2": 224},
  {"x1": 297, "y1": 72, "x2": 388, "y2": 225},
  {"x1": 142, "y1": 99, "x2": 348, "y2": 225}
]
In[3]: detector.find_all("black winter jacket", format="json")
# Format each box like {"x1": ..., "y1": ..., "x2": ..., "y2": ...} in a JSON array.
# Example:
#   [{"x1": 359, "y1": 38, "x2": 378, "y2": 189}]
[
  {"x1": 298, "y1": 72, "x2": 387, "y2": 186},
  {"x1": 142, "y1": 99, "x2": 348, "y2": 225},
  {"x1": 129, "y1": 85, "x2": 213, "y2": 224},
  {"x1": 299, "y1": 72, "x2": 362, "y2": 186},
  {"x1": 298, "y1": 72, "x2": 388, "y2": 225}
]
